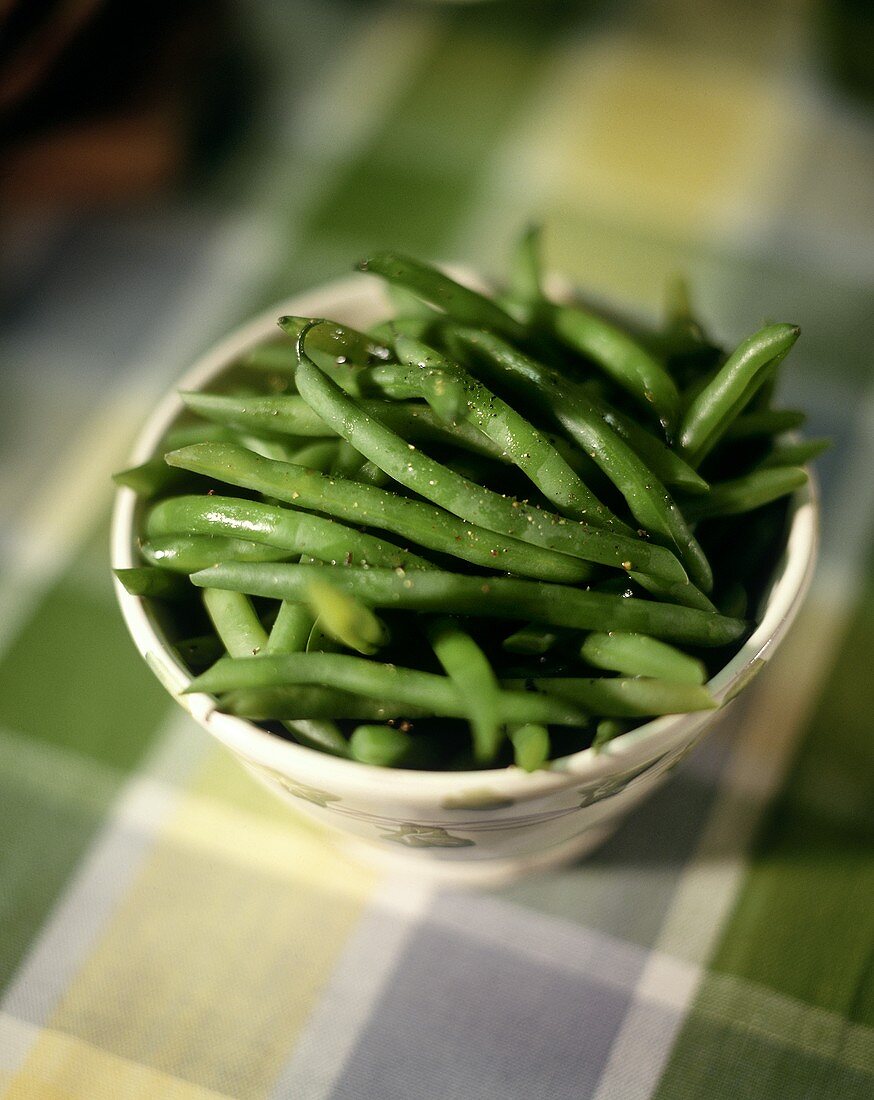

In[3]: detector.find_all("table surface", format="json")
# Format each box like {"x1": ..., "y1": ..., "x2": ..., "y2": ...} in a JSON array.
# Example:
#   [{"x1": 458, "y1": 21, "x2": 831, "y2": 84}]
[{"x1": 1, "y1": 2, "x2": 873, "y2": 1097}]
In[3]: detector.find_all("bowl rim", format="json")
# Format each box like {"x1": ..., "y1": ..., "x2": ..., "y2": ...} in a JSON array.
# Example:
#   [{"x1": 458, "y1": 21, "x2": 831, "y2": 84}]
[{"x1": 111, "y1": 273, "x2": 818, "y2": 802}]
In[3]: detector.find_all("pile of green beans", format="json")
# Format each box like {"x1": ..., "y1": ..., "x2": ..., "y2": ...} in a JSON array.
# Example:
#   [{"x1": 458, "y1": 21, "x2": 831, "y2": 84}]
[{"x1": 114, "y1": 232, "x2": 824, "y2": 771}]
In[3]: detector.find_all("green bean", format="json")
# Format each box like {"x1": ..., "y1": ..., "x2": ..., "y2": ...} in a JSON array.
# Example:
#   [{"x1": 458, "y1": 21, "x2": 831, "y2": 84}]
[
  {"x1": 265, "y1": 599, "x2": 313, "y2": 655},
  {"x1": 350, "y1": 725, "x2": 416, "y2": 767},
  {"x1": 718, "y1": 582, "x2": 748, "y2": 620},
  {"x1": 174, "y1": 634, "x2": 224, "y2": 672},
  {"x1": 550, "y1": 304, "x2": 680, "y2": 430},
  {"x1": 222, "y1": 686, "x2": 434, "y2": 721},
  {"x1": 186, "y1": 652, "x2": 589, "y2": 726},
  {"x1": 428, "y1": 618, "x2": 503, "y2": 762},
  {"x1": 290, "y1": 340, "x2": 688, "y2": 584},
  {"x1": 202, "y1": 588, "x2": 268, "y2": 658},
  {"x1": 286, "y1": 439, "x2": 339, "y2": 471},
  {"x1": 182, "y1": 387, "x2": 517, "y2": 466},
  {"x1": 376, "y1": 403, "x2": 509, "y2": 462},
  {"x1": 271, "y1": 316, "x2": 392, "y2": 366},
  {"x1": 112, "y1": 461, "x2": 198, "y2": 498},
  {"x1": 503, "y1": 677, "x2": 716, "y2": 717},
  {"x1": 585, "y1": 395, "x2": 709, "y2": 494},
  {"x1": 725, "y1": 409, "x2": 806, "y2": 440},
  {"x1": 266, "y1": 595, "x2": 349, "y2": 747},
  {"x1": 369, "y1": 316, "x2": 442, "y2": 346},
  {"x1": 189, "y1": 564, "x2": 747, "y2": 647},
  {"x1": 240, "y1": 432, "x2": 301, "y2": 463},
  {"x1": 683, "y1": 467, "x2": 807, "y2": 521},
  {"x1": 665, "y1": 275, "x2": 693, "y2": 328},
  {"x1": 678, "y1": 323, "x2": 800, "y2": 465},
  {"x1": 363, "y1": 350, "x2": 468, "y2": 424},
  {"x1": 114, "y1": 567, "x2": 189, "y2": 600},
  {"x1": 147, "y1": 494, "x2": 431, "y2": 571},
  {"x1": 355, "y1": 461, "x2": 391, "y2": 488},
  {"x1": 643, "y1": 275, "x2": 717, "y2": 361},
  {"x1": 181, "y1": 391, "x2": 332, "y2": 437},
  {"x1": 241, "y1": 343, "x2": 299, "y2": 372},
  {"x1": 758, "y1": 438, "x2": 830, "y2": 469},
  {"x1": 166, "y1": 443, "x2": 596, "y2": 584},
  {"x1": 357, "y1": 252, "x2": 526, "y2": 340},
  {"x1": 446, "y1": 327, "x2": 712, "y2": 590},
  {"x1": 306, "y1": 577, "x2": 388, "y2": 655},
  {"x1": 386, "y1": 282, "x2": 446, "y2": 321},
  {"x1": 330, "y1": 439, "x2": 369, "y2": 480},
  {"x1": 305, "y1": 616, "x2": 340, "y2": 655},
  {"x1": 283, "y1": 720, "x2": 351, "y2": 757},
  {"x1": 392, "y1": 335, "x2": 625, "y2": 529},
  {"x1": 161, "y1": 422, "x2": 241, "y2": 450},
  {"x1": 141, "y1": 535, "x2": 296, "y2": 573},
  {"x1": 580, "y1": 632, "x2": 706, "y2": 684},
  {"x1": 632, "y1": 575, "x2": 717, "y2": 612},
  {"x1": 502, "y1": 624, "x2": 559, "y2": 655},
  {"x1": 510, "y1": 724, "x2": 550, "y2": 771},
  {"x1": 592, "y1": 719, "x2": 631, "y2": 750},
  {"x1": 507, "y1": 224, "x2": 545, "y2": 321}
]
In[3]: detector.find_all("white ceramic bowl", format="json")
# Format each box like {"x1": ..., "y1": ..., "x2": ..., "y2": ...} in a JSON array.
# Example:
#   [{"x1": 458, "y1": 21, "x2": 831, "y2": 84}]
[{"x1": 111, "y1": 275, "x2": 818, "y2": 885}]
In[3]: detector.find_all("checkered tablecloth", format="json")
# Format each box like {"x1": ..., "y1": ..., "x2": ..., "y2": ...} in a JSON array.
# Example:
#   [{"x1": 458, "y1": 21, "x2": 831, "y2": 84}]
[{"x1": 1, "y1": 2, "x2": 872, "y2": 1097}]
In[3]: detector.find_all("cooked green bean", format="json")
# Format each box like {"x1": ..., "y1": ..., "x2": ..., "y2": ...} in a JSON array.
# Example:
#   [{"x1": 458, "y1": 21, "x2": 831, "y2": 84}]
[
  {"x1": 358, "y1": 252, "x2": 526, "y2": 340},
  {"x1": 350, "y1": 725, "x2": 416, "y2": 767},
  {"x1": 644, "y1": 275, "x2": 717, "y2": 363},
  {"x1": 447, "y1": 327, "x2": 712, "y2": 590},
  {"x1": 283, "y1": 720, "x2": 351, "y2": 757},
  {"x1": 112, "y1": 460, "x2": 199, "y2": 498},
  {"x1": 141, "y1": 534, "x2": 295, "y2": 573},
  {"x1": 182, "y1": 388, "x2": 517, "y2": 465},
  {"x1": 375, "y1": 403, "x2": 510, "y2": 462},
  {"x1": 147, "y1": 494, "x2": 431, "y2": 571},
  {"x1": 683, "y1": 467, "x2": 807, "y2": 520},
  {"x1": 503, "y1": 677, "x2": 716, "y2": 717},
  {"x1": 174, "y1": 634, "x2": 224, "y2": 671},
  {"x1": 269, "y1": 316, "x2": 392, "y2": 367},
  {"x1": 758, "y1": 438, "x2": 830, "y2": 469},
  {"x1": 550, "y1": 304, "x2": 680, "y2": 430},
  {"x1": 166, "y1": 443, "x2": 596, "y2": 584},
  {"x1": 221, "y1": 686, "x2": 434, "y2": 721},
  {"x1": 290, "y1": 337, "x2": 688, "y2": 584},
  {"x1": 202, "y1": 588, "x2": 268, "y2": 658},
  {"x1": 726, "y1": 409, "x2": 806, "y2": 439},
  {"x1": 161, "y1": 422, "x2": 241, "y2": 450},
  {"x1": 510, "y1": 724, "x2": 550, "y2": 771},
  {"x1": 502, "y1": 624, "x2": 559, "y2": 655},
  {"x1": 507, "y1": 224, "x2": 545, "y2": 321},
  {"x1": 306, "y1": 577, "x2": 388, "y2": 655},
  {"x1": 114, "y1": 566, "x2": 189, "y2": 600},
  {"x1": 585, "y1": 394, "x2": 709, "y2": 494},
  {"x1": 286, "y1": 439, "x2": 339, "y2": 471},
  {"x1": 181, "y1": 391, "x2": 332, "y2": 437},
  {"x1": 719, "y1": 582, "x2": 748, "y2": 620},
  {"x1": 428, "y1": 618, "x2": 503, "y2": 762},
  {"x1": 678, "y1": 323, "x2": 800, "y2": 465},
  {"x1": 580, "y1": 631, "x2": 706, "y2": 684},
  {"x1": 241, "y1": 343, "x2": 299, "y2": 372},
  {"x1": 592, "y1": 719, "x2": 631, "y2": 750},
  {"x1": 186, "y1": 652, "x2": 589, "y2": 726},
  {"x1": 362, "y1": 351, "x2": 468, "y2": 424},
  {"x1": 189, "y1": 563, "x2": 747, "y2": 646},
  {"x1": 392, "y1": 335, "x2": 625, "y2": 529},
  {"x1": 265, "y1": 599, "x2": 313, "y2": 655}
]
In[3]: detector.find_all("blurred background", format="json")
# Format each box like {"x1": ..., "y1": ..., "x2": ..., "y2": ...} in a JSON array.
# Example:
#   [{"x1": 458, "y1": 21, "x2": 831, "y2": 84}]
[
  {"x1": 1, "y1": 0, "x2": 872, "y2": 565},
  {"x1": 1, "y1": 3, "x2": 873, "y2": 1096}
]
